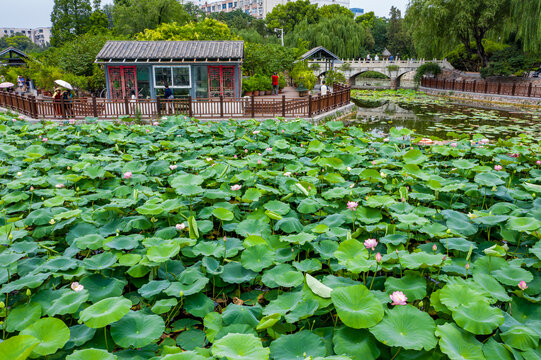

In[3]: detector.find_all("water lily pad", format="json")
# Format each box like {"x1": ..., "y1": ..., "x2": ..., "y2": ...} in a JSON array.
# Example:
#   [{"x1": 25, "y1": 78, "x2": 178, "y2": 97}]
[
  {"x1": 0, "y1": 334, "x2": 40, "y2": 360},
  {"x1": 333, "y1": 327, "x2": 380, "y2": 360},
  {"x1": 110, "y1": 311, "x2": 165, "y2": 348},
  {"x1": 270, "y1": 330, "x2": 326, "y2": 360},
  {"x1": 452, "y1": 301, "x2": 504, "y2": 335},
  {"x1": 66, "y1": 349, "x2": 117, "y2": 360},
  {"x1": 435, "y1": 322, "x2": 485, "y2": 360}
]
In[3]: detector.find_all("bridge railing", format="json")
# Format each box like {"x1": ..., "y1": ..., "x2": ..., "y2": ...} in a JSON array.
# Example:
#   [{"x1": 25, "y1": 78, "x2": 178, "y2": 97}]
[{"x1": 421, "y1": 77, "x2": 541, "y2": 99}]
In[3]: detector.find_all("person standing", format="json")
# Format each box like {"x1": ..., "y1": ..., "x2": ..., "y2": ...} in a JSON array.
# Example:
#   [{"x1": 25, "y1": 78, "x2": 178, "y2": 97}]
[
  {"x1": 320, "y1": 80, "x2": 328, "y2": 96},
  {"x1": 271, "y1": 73, "x2": 279, "y2": 95},
  {"x1": 17, "y1": 75, "x2": 25, "y2": 93},
  {"x1": 164, "y1": 85, "x2": 173, "y2": 99},
  {"x1": 374, "y1": 54, "x2": 379, "y2": 61},
  {"x1": 366, "y1": 53, "x2": 371, "y2": 62},
  {"x1": 53, "y1": 88, "x2": 62, "y2": 116}
]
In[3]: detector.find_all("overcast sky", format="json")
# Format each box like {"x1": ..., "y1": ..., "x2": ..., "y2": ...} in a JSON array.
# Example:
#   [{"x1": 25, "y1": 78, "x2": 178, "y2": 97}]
[{"x1": 0, "y1": 0, "x2": 408, "y2": 28}]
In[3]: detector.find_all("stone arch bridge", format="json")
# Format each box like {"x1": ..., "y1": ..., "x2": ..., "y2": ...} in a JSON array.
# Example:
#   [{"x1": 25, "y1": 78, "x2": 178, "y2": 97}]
[{"x1": 300, "y1": 47, "x2": 454, "y2": 90}]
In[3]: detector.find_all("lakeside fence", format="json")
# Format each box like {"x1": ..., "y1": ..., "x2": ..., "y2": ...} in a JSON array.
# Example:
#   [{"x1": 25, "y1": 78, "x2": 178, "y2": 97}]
[
  {"x1": 0, "y1": 84, "x2": 350, "y2": 120},
  {"x1": 421, "y1": 77, "x2": 541, "y2": 99}
]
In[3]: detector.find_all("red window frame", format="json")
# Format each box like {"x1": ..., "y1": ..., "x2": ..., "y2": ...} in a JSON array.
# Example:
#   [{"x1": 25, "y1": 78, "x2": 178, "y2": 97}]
[{"x1": 208, "y1": 66, "x2": 235, "y2": 98}]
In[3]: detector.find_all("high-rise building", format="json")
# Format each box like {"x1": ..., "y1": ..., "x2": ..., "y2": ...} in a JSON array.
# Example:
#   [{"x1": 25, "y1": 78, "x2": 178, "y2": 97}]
[{"x1": 0, "y1": 27, "x2": 51, "y2": 46}]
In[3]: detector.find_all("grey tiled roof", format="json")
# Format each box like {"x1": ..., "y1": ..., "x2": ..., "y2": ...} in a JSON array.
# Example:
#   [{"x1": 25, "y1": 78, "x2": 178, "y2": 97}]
[
  {"x1": 96, "y1": 41, "x2": 244, "y2": 61},
  {"x1": 299, "y1": 46, "x2": 341, "y2": 62}
]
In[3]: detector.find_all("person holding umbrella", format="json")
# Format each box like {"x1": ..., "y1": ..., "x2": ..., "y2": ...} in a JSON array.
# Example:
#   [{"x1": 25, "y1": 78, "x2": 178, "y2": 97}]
[{"x1": 53, "y1": 88, "x2": 62, "y2": 116}]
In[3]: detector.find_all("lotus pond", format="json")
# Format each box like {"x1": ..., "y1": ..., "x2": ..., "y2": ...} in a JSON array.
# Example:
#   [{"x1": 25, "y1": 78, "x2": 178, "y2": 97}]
[
  {"x1": 0, "y1": 110, "x2": 540, "y2": 360},
  {"x1": 351, "y1": 89, "x2": 541, "y2": 140}
]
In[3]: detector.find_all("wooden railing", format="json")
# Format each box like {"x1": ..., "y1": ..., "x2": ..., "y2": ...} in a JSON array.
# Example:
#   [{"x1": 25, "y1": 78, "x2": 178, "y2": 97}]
[
  {"x1": 421, "y1": 77, "x2": 541, "y2": 99},
  {"x1": 0, "y1": 84, "x2": 351, "y2": 120}
]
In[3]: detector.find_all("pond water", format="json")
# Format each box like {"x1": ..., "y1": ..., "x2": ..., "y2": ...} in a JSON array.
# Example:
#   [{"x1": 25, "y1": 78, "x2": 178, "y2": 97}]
[{"x1": 349, "y1": 91, "x2": 541, "y2": 140}]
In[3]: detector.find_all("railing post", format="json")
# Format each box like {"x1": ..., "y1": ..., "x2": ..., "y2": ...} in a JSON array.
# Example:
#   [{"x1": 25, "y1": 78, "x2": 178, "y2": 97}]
[
  {"x1": 188, "y1": 95, "x2": 193, "y2": 117},
  {"x1": 308, "y1": 95, "x2": 312, "y2": 117},
  {"x1": 282, "y1": 95, "x2": 286, "y2": 117},
  {"x1": 497, "y1": 82, "x2": 501, "y2": 95},
  {"x1": 473, "y1": 80, "x2": 477, "y2": 93},
  {"x1": 484, "y1": 81, "x2": 488, "y2": 94},
  {"x1": 92, "y1": 95, "x2": 98, "y2": 117},
  {"x1": 220, "y1": 95, "x2": 224, "y2": 118},
  {"x1": 528, "y1": 83, "x2": 533, "y2": 97},
  {"x1": 124, "y1": 96, "x2": 130, "y2": 115},
  {"x1": 31, "y1": 95, "x2": 38, "y2": 118},
  {"x1": 511, "y1": 83, "x2": 516, "y2": 96},
  {"x1": 156, "y1": 96, "x2": 162, "y2": 117},
  {"x1": 60, "y1": 96, "x2": 66, "y2": 119},
  {"x1": 462, "y1": 79, "x2": 466, "y2": 92},
  {"x1": 251, "y1": 94, "x2": 255, "y2": 118}
]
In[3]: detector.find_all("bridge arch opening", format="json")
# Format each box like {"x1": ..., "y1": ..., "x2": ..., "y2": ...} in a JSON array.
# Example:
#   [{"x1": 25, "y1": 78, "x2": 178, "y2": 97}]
[{"x1": 349, "y1": 70, "x2": 390, "y2": 88}]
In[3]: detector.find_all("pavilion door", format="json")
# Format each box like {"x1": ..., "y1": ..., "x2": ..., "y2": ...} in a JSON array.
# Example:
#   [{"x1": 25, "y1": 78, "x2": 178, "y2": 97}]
[
  {"x1": 108, "y1": 66, "x2": 137, "y2": 99},
  {"x1": 208, "y1": 66, "x2": 235, "y2": 98}
]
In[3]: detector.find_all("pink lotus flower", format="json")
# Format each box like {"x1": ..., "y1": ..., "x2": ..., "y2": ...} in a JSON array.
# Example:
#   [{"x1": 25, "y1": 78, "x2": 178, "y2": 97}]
[
  {"x1": 450, "y1": 142, "x2": 457, "y2": 148},
  {"x1": 518, "y1": 281, "x2": 528, "y2": 290},
  {"x1": 432, "y1": 244, "x2": 437, "y2": 252},
  {"x1": 175, "y1": 223, "x2": 186, "y2": 231},
  {"x1": 281, "y1": 129, "x2": 285, "y2": 133},
  {"x1": 234, "y1": 155, "x2": 237, "y2": 159},
  {"x1": 537, "y1": 160, "x2": 541, "y2": 165},
  {"x1": 169, "y1": 165, "x2": 177, "y2": 170},
  {"x1": 371, "y1": 160, "x2": 376, "y2": 165},
  {"x1": 284, "y1": 172, "x2": 292, "y2": 177},
  {"x1": 55, "y1": 184, "x2": 65, "y2": 189},
  {"x1": 18, "y1": 115, "x2": 24, "y2": 120},
  {"x1": 253, "y1": 130, "x2": 260, "y2": 134},
  {"x1": 153, "y1": 122, "x2": 159, "y2": 126},
  {"x1": 383, "y1": 138, "x2": 389, "y2": 142},
  {"x1": 258, "y1": 153, "x2": 261, "y2": 156},
  {"x1": 231, "y1": 184, "x2": 242, "y2": 191},
  {"x1": 257, "y1": 159, "x2": 262, "y2": 164},
  {"x1": 123, "y1": 172, "x2": 132, "y2": 179},
  {"x1": 494, "y1": 165, "x2": 503, "y2": 171},
  {"x1": 300, "y1": 144, "x2": 303, "y2": 147},
  {"x1": 38, "y1": 135, "x2": 41, "y2": 138},
  {"x1": 509, "y1": 153, "x2": 519, "y2": 158},
  {"x1": 308, "y1": 186, "x2": 312, "y2": 191},
  {"x1": 69, "y1": 119, "x2": 76, "y2": 125},
  {"x1": 145, "y1": 129, "x2": 150, "y2": 133},
  {"x1": 30, "y1": 186, "x2": 34, "y2": 191},
  {"x1": 266, "y1": 147, "x2": 272, "y2": 152},
  {"x1": 347, "y1": 201, "x2": 358, "y2": 211},
  {"x1": 390, "y1": 291, "x2": 407, "y2": 305},
  {"x1": 206, "y1": 157, "x2": 213, "y2": 162},
  {"x1": 364, "y1": 238, "x2": 378, "y2": 251},
  {"x1": 375, "y1": 252, "x2": 382, "y2": 263},
  {"x1": 479, "y1": 139, "x2": 489, "y2": 144},
  {"x1": 71, "y1": 282, "x2": 84, "y2": 292},
  {"x1": 245, "y1": 149, "x2": 248, "y2": 153},
  {"x1": 42, "y1": 138, "x2": 48, "y2": 142},
  {"x1": 465, "y1": 263, "x2": 470, "y2": 270}
]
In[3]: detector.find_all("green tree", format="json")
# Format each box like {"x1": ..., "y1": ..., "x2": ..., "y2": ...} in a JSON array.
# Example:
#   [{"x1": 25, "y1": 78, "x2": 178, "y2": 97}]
[
  {"x1": 386, "y1": 7, "x2": 414, "y2": 58},
  {"x1": 113, "y1": 0, "x2": 190, "y2": 35},
  {"x1": 243, "y1": 43, "x2": 301, "y2": 76},
  {"x1": 406, "y1": 0, "x2": 510, "y2": 66},
  {"x1": 50, "y1": 0, "x2": 93, "y2": 46},
  {"x1": 356, "y1": 12, "x2": 389, "y2": 54},
  {"x1": 0, "y1": 35, "x2": 40, "y2": 52},
  {"x1": 508, "y1": 0, "x2": 541, "y2": 52},
  {"x1": 288, "y1": 15, "x2": 374, "y2": 59},
  {"x1": 317, "y1": 5, "x2": 353, "y2": 19},
  {"x1": 266, "y1": 0, "x2": 319, "y2": 33},
  {"x1": 136, "y1": 19, "x2": 234, "y2": 41}
]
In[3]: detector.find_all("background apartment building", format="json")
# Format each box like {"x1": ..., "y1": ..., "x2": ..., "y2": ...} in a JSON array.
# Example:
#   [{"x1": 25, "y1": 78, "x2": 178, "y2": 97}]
[
  {"x1": 0, "y1": 27, "x2": 51, "y2": 46},
  {"x1": 201, "y1": 0, "x2": 350, "y2": 19}
]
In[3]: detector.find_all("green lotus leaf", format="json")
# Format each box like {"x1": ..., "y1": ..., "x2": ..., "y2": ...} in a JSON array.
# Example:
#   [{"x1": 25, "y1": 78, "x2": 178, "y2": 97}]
[
  {"x1": 472, "y1": 273, "x2": 511, "y2": 302},
  {"x1": 263, "y1": 200, "x2": 291, "y2": 215},
  {"x1": 20, "y1": 317, "x2": 70, "y2": 356},
  {"x1": 331, "y1": 284, "x2": 384, "y2": 329},
  {"x1": 262, "y1": 264, "x2": 303, "y2": 288},
  {"x1": 280, "y1": 232, "x2": 316, "y2": 245},
  {"x1": 452, "y1": 302, "x2": 504, "y2": 335},
  {"x1": 334, "y1": 239, "x2": 371, "y2": 274},
  {"x1": 166, "y1": 267, "x2": 210, "y2": 296},
  {"x1": 507, "y1": 217, "x2": 541, "y2": 232},
  {"x1": 256, "y1": 313, "x2": 281, "y2": 331},
  {"x1": 284, "y1": 299, "x2": 319, "y2": 323},
  {"x1": 399, "y1": 252, "x2": 445, "y2": 269},
  {"x1": 384, "y1": 271, "x2": 427, "y2": 301},
  {"x1": 500, "y1": 325, "x2": 539, "y2": 351},
  {"x1": 365, "y1": 195, "x2": 396, "y2": 208},
  {"x1": 298, "y1": 198, "x2": 323, "y2": 214},
  {"x1": 74, "y1": 234, "x2": 105, "y2": 250},
  {"x1": 138, "y1": 280, "x2": 170, "y2": 299},
  {"x1": 47, "y1": 288, "x2": 89, "y2": 316},
  {"x1": 306, "y1": 273, "x2": 333, "y2": 298},
  {"x1": 221, "y1": 262, "x2": 257, "y2": 284},
  {"x1": 79, "y1": 296, "x2": 132, "y2": 328},
  {"x1": 110, "y1": 311, "x2": 165, "y2": 348},
  {"x1": 79, "y1": 275, "x2": 127, "y2": 303},
  {"x1": 212, "y1": 333, "x2": 270, "y2": 360},
  {"x1": 402, "y1": 148, "x2": 428, "y2": 164},
  {"x1": 6, "y1": 302, "x2": 41, "y2": 332},
  {"x1": 483, "y1": 244, "x2": 507, "y2": 257},
  {"x1": 263, "y1": 291, "x2": 302, "y2": 316},
  {"x1": 0, "y1": 334, "x2": 40, "y2": 360},
  {"x1": 393, "y1": 213, "x2": 429, "y2": 226},
  {"x1": 241, "y1": 244, "x2": 275, "y2": 272},
  {"x1": 151, "y1": 298, "x2": 177, "y2": 314},
  {"x1": 161, "y1": 352, "x2": 208, "y2": 360},
  {"x1": 332, "y1": 327, "x2": 380, "y2": 360},
  {"x1": 440, "y1": 237, "x2": 477, "y2": 252},
  {"x1": 65, "y1": 324, "x2": 96, "y2": 349},
  {"x1": 184, "y1": 293, "x2": 216, "y2": 318},
  {"x1": 452, "y1": 159, "x2": 477, "y2": 169},
  {"x1": 492, "y1": 266, "x2": 533, "y2": 286},
  {"x1": 147, "y1": 241, "x2": 180, "y2": 263},
  {"x1": 369, "y1": 305, "x2": 437, "y2": 351},
  {"x1": 355, "y1": 206, "x2": 383, "y2": 224},
  {"x1": 439, "y1": 284, "x2": 488, "y2": 310},
  {"x1": 176, "y1": 328, "x2": 207, "y2": 350},
  {"x1": 66, "y1": 349, "x2": 117, "y2": 360},
  {"x1": 270, "y1": 330, "x2": 326, "y2": 360},
  {"x1": 435, "y1": 323, "x2": 486, "y2": 360},
  {"x1": 213, "y1": 207, "x2": 235, "y2": 221},
  {"x1": 82, "y1": 252, "x2": 117, "y2": 270},
  {"x1": 474, "y1": 172, "x2": 505, "y2": 187}
]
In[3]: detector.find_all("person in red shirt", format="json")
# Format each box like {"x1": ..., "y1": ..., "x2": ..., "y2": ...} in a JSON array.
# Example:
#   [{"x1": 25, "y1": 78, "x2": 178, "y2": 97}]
[{"x1": 272, "y1": 73, "x2": 279, "y2": 95}]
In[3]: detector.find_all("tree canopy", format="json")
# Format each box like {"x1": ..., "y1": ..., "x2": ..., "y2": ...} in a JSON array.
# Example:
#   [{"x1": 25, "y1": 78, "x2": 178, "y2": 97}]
[
  {"x1": 112, "y1": 0, "x2": 191, "y2": 35},
  {"x1": 136, "y1": 18, "x2": 234, "y2": 41},
  {"x1": 51, "y1": 0, "x2": 93, "y2": 46},
  {"x1": 266, "y1": 0, "x2": 319, "y2": 33}
]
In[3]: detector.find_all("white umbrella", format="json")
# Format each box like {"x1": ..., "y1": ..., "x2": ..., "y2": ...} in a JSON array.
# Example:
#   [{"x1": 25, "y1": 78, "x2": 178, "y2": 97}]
[
  {"x1": 54, "y1": 80, "x2": 73, "y2": 90},
  {"x1": 0, "y1": 82, "x2": 14, "y2": 88}
]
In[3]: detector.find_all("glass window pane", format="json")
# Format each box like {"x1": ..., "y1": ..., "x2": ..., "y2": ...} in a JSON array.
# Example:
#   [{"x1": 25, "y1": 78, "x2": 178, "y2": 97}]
[
  {"x1": 195, "y1": 66, "x2": 208, "y2": 98},
  {"x1": 173, "y1": 67, "x2": 190, "y2": 87},
  {"x1": 154, "y1": 67, "x2": 171, "y2": 88}
]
